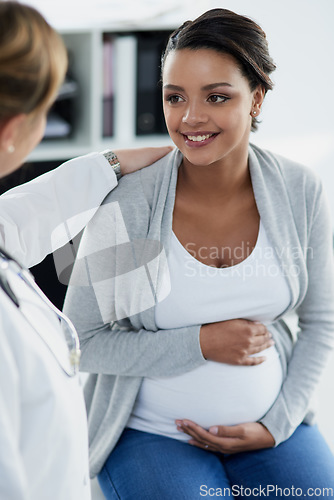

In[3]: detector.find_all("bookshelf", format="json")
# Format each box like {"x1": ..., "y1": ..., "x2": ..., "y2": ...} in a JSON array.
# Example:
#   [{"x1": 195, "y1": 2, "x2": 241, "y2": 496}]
[{"x1": 28, "y1": 26, "x2": 174, "y2": 163}]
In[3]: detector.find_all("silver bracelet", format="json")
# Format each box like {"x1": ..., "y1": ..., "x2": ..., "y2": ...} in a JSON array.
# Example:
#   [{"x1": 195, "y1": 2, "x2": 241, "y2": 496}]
[{"x1": 102, "y1": 150, "x2": 122, "y2": 180}]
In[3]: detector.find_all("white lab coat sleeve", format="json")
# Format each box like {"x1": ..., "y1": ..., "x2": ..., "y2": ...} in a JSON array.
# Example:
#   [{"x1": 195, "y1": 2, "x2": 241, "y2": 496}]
[
  {"x1": 0, "y1": 321, "x2": 28, "y2": 500},
  {"x1": 0, "y1": 153, "x2": 117, "y2": 268}
]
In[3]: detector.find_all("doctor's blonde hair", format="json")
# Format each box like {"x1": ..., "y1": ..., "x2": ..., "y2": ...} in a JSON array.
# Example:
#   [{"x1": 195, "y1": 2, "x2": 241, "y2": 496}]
[{"x1": 0, "y1": 1, "x2": 67, "y2": 123}]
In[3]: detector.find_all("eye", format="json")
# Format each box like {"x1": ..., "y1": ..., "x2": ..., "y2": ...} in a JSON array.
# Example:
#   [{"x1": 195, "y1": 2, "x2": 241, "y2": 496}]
[
  {"x1": 165, "y1": 94, "x2": 184, "y2": 104},
  {"x1": 207, "y1": 95, "x2": 230, "y2": 103}
]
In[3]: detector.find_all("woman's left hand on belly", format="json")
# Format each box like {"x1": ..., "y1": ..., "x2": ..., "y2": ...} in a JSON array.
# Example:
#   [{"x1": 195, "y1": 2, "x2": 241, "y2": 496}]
[{"x1": 175, "y1": 419, "x2": 275, "y2": 453}]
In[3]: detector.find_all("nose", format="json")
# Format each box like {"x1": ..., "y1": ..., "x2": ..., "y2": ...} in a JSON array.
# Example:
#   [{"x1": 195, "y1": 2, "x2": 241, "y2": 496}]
[{"x1": 182, "y1": 101, "x2": 208, "y2": 126}]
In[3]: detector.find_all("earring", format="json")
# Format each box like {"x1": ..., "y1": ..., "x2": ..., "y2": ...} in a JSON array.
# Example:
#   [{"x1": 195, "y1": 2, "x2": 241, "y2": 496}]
[
  {"x1": 8, "y1": 145, "x2": 15, "y2": 153},
  {"x1": 252, "y1": 110, "x2": 257, "y2": 116}
]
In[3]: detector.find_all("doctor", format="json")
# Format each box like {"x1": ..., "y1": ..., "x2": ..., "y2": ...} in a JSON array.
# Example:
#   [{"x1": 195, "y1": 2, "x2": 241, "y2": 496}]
[{"x1": 0, "y1": 2, "x2": 171, "y2": 499}]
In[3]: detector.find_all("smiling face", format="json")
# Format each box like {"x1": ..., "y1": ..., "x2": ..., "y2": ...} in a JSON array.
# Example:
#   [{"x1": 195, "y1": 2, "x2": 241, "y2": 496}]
[{"x1": 162, "y1": 49, "x2": 264, "y2": 169}]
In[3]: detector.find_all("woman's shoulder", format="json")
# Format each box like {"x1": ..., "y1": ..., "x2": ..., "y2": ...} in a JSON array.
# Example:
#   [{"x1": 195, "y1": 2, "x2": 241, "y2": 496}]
[
  {"x1": 250, "y1": 143, "x2": 323, "y2": 195},
  {"x1": 88, "y1": 150, "x2": 178, "y2": 238},
  {"x1": 102, "y1": 149, "x2": 177, "y2": 209}
]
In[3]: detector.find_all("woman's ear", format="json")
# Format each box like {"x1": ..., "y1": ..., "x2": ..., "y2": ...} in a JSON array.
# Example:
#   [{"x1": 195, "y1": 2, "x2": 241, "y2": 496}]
[
  {"x1": 251, "y1": 85, "x2": 266, "y2": 115},
  {"x1": 0, "y1": 114, "x2": 26, "y2": 153}
]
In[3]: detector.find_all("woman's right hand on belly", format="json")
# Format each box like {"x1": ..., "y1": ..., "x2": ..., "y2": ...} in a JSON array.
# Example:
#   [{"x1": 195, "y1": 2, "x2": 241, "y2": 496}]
[{"x1": 200, "y1": 319, "x2": 274, "y2": 366}]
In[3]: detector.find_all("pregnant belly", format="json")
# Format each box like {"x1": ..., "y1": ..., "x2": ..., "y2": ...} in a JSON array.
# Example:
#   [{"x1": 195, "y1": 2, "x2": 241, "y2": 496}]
[{"x1": 128, "y1": 346, "x2": 283, "y2": 440}]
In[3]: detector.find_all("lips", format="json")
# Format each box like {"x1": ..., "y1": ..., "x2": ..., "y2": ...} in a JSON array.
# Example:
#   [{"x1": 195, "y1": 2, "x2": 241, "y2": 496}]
[
  {"x1": 181, "y1": 132, "x2": 218, "y2": 147},
  {"x1": 186, "y1": 133, "x2": 214, "y2": 142}
]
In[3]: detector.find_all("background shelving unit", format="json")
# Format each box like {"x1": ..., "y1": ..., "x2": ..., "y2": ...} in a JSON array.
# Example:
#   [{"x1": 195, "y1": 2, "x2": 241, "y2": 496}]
[{"x1": 28, "y1": 25, "x2": 174, "y2": 163}]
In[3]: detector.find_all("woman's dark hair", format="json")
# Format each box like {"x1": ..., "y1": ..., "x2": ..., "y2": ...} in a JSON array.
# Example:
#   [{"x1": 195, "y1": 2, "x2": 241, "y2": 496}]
[{"x1": 161, "y1": 8, "x2": 276, "y2": 131}]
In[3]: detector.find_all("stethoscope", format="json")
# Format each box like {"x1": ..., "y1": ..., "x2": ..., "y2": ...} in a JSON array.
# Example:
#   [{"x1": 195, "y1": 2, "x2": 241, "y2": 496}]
[{"x1": 0, "y1": 247, "x2": 80, "y2": 376}]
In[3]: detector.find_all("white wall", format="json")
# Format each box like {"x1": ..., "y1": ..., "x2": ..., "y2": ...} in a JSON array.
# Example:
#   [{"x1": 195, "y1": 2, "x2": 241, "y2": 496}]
[{"x1": 207, "y1": 0, "x2": 334, "y2": 203}]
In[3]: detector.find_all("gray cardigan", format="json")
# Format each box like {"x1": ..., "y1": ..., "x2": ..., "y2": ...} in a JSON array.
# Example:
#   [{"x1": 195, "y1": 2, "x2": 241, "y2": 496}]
[{"x1": 63, "y1": 145, "x2": 334, "y2": 478}]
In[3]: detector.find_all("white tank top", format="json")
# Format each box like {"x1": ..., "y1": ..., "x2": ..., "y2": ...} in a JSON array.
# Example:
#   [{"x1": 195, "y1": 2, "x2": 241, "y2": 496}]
[{"x1": 127, "y1": 222, "x2": 291, "y2": 440}]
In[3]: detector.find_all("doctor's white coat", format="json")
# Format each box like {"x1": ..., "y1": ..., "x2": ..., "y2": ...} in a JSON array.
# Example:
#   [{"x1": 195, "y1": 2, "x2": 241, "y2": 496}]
[{"x1": 0, "y1": 153, "x2": 117, "y2": 500}]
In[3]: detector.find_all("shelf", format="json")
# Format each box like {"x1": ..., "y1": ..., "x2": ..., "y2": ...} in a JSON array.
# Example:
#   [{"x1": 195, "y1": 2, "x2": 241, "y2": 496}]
[
  {"x1": 29, "y1": 25, "x2": 174, "y2": 163},
  {"x1": 29, "y1": 136, "x2": 172, "y2": 162}
]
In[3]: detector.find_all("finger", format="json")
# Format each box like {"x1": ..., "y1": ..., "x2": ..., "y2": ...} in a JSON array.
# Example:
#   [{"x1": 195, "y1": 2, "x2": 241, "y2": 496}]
[
  {"x1": 144, "y1": 146, "x2": 174, "y2": 162},
  {"x1": 255, "y1": 330, "x2": 272, "y2": 342},
  {"x1": 179, "y1": 426, "x2": 211, "y2": 448},
  {"x1": 115, "y1": 146, "x2": 174, "y2": 174},
  {"x1": 176, "y1": 420, "x2": 214, "y2": 444},
  {"x1": 186, "y1": 425, "x2": 240, "y2": 454},
  {"x1": 188, "y1": 439, "x2": 216, "y2": 452},
  {"x1": 176, "y1": 420, "x2": 205, "y2": 440},
  {"x1": 209, "y1": 424, "x2": 244, "y2": 439},
  {"x1": 184, "y1": 423, "x2": 250, "y2": 454},
  {"x1": 252, "y1": 322, "x2": 269, "y2": 335},
  {"x1": 152, "y1": 145, "x2": 174, "y2": 156},
  {"x1": 243, "y1": 355, "x2": 267, "y2": 365},
  {"x1": 247, "y1": 338, "x2": 275, "y2": 355}
]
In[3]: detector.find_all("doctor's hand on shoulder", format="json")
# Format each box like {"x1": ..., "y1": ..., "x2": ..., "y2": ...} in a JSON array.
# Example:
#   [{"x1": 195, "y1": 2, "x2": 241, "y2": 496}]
[{"x1": 116, "y1": 146, "x2": 173, "y2": 176}]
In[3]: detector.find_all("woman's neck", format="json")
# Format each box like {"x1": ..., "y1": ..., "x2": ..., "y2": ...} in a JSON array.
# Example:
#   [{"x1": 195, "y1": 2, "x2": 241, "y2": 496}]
[{"x1": 178, "y1": 149, "x2": 251, "y2": 203}]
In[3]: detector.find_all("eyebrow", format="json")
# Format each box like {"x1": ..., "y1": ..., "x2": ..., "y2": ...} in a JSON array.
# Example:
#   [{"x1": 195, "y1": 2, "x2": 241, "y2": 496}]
[
  {"x1": 202, "y1": 82, "x2": 233, "y2": 90},
  {"x1": 163, "y1": 83, "x2": 233, "y2": 91}
]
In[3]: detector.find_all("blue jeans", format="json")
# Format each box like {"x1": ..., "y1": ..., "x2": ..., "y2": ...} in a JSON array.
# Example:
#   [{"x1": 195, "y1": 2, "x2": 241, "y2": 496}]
[{"x1": 98, "y1": 425, "x2": 334, "y2": 499}]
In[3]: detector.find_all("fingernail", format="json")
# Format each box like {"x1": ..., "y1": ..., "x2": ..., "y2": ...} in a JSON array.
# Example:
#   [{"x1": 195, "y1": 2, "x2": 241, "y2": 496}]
[
  {"x1": 209, "y1": 426, "x2": 218, "y2": 435},
  {"x1": 176, "y1": 425, "x2": 183, "y2": 432}
]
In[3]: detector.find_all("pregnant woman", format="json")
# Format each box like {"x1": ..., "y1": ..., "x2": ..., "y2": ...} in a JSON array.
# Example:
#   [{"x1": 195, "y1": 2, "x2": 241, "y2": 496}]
[{"x1": 64, "y1": 8, "x2": 334, "y2": 498}]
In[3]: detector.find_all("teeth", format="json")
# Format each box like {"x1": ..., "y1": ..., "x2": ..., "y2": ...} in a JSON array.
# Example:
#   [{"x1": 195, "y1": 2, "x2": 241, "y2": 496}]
[{"x1": 186, "y1": 134, "x2": 213, "y2": 142}]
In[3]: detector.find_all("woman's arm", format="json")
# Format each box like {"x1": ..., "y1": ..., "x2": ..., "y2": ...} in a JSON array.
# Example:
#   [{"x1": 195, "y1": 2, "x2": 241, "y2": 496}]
[
  {"x1": 0, "y1": 147, "x2": 172, "y2": 268},
  {"x1": 179, "y1": 182, "x2": 334, "y2": 451},
  {"x1": 64, "y1": 284, "x2": 273, "y2": 377},
  {"x1": 259, "y1": 185, "x2": 334, "y2": 445},
  {"x1": 63, "y1": 265, "x2": 205, "y2": 378},
  {"x1": 61, "y1": 172, "x2": 208, "y2": 378}
]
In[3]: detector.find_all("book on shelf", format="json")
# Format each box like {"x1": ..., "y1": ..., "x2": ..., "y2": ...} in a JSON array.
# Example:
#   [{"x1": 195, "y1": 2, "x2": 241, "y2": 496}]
[
  {"x1": 136, "y1": 31, "x2": 170, "y2": 136},
  {"x1": 103, "y1": 34, "x2": 115, "y2": 137},
  {"x1": 44, "y1": 111, "x2": 72, "y2": 139},
  {"x1": 44, "y1": 75, "x2": 78, "y2": 140},
  {"x1": 57, "y1": 76, "x2": 79, "y2": 101}
]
